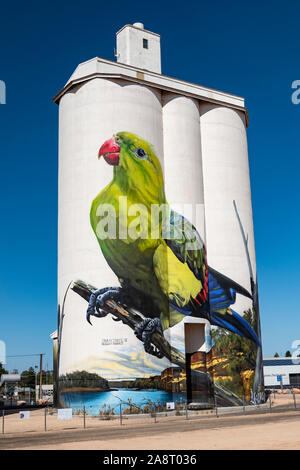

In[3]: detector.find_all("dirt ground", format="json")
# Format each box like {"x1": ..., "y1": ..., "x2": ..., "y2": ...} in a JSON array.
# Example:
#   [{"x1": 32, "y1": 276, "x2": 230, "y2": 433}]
[{"x1": 1, "y1": 394, "x2": 300, "y2": 450}]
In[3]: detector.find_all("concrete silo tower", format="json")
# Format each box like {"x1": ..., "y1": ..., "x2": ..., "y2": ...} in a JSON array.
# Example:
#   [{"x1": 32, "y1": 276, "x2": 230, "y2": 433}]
[{"x1": 53, "y1": 23, "x2": 263, "y2": 412}]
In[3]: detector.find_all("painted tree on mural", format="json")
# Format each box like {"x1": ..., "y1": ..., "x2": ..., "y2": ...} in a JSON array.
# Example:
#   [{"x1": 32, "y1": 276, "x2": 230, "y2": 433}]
[
  {"x1": 211, "y1": 309, "x2": 257, "y2": 400},
  {"x1": 59, "y1": 371, "x2": 110, "y2": 391}
]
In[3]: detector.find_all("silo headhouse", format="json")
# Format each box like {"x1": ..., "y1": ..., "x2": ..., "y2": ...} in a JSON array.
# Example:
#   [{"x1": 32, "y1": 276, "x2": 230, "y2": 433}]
[{"x1": 53, "y1": 23, "x2": 264, "y2": 413}]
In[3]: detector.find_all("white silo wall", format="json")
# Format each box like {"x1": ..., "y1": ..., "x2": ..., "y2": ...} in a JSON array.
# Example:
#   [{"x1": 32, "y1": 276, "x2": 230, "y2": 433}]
[
  {"x1": 199, "y1": 103, "x2": 256, "y2": 315},
  {"x1": 162, "y1": 94, "x2": 204, "y2": 209},
  {"x1": 162, "y1": 94, "x2": 209, "y2": 354},
  {"x1": 57, "y1": 78, "x2": 168, "y2": 380}
]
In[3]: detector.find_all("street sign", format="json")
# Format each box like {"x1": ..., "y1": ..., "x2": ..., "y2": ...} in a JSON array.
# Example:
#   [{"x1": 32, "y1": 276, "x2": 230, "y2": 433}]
[
  {"x1": 166, "y1": 402, "x2": 175, "y2": 410},
  {"x1": 57, "y1": 408, "x2": 72, "y2": 420}
]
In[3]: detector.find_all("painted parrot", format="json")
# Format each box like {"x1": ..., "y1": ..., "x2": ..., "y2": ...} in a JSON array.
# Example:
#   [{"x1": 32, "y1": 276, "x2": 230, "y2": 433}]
[{"x1": 86, "y1": 132, "x2": 259, "y2": 356}]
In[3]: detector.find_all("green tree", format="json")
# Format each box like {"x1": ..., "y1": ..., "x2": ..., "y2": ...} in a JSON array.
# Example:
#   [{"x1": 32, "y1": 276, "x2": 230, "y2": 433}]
[
  {"x1": 0, "y1": 362, "x2": 8, "y2": 376},
  {"x1": 285, "y1": 350, "x2": 292, "y2": 357},
  {"x1": 211, "y1": 309, "x2": 257, "y2": 370},
  {"x1": 211, "y1": 309, "x2": 257, "y2": 397},
  {"x1": 58, "y1": 370, "x2": 109, "y2": 390},
  {"x1": 20, "y1": 367, "x2": 36, "y2": 389},
  {"x1": 128, "y1": 376, "x2": 164, "y2": 390},
  {"x1": 274, "y1": 352, "x2": 279, "y2": 357},
  {"x1": 36, "y1": 370, "x2": 54, "y2": 385}
]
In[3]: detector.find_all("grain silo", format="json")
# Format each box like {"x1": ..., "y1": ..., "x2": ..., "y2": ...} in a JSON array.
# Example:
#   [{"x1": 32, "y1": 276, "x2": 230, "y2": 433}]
[{"x1": 53, "y1": 23, "x2": 264, "y2": 413}]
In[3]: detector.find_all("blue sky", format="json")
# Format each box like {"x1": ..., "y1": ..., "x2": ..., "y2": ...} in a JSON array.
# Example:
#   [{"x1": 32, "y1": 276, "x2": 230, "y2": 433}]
[{"x1": 0, "y1": 0, "x2": 299, "y2": 372}]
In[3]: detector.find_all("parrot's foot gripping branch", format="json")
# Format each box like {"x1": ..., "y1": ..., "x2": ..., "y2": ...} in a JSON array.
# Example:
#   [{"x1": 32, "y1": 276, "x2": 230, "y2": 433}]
[
  {"x1": 134, "y1": 318, "x2": 164, "y2": 358},
  {"x1": 86, "y1": 287, "x2": 124, "y2": 325},
  {"x1": 86, "y1": 286, "x2": 165, "y2": 359}
]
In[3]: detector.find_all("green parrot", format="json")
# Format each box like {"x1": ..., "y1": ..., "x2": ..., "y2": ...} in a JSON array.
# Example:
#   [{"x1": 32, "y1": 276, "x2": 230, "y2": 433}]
[{"x1": 87, "y1": 132, "x2": 259, "y2": 357}]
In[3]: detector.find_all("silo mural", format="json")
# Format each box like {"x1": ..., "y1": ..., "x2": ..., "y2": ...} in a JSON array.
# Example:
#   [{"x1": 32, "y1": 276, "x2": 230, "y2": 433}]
[{"x1": 54, "y1": 23, "x2": 264, "y2": 414}]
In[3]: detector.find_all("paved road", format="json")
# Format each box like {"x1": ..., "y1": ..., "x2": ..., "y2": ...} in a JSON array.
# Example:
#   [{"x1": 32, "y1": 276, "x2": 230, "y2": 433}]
[{"x1": 0, "y1": 408, "x2": 299, "y2": 450}]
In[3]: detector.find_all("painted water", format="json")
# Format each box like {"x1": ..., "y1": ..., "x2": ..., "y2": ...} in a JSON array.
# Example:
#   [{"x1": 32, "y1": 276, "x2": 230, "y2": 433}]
[{"x1": 61, "y1": 388, "x2": 185, "y2": 415}]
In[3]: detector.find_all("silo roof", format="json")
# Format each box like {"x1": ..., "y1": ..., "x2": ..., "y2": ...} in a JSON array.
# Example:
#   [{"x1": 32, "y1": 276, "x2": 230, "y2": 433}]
[{"x1": 53, "y1": 57, "x2": 249, "y2": 126}]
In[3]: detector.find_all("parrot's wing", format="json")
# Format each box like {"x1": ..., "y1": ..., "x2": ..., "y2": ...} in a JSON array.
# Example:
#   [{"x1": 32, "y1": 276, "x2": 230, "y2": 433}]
[
  {"x1": 161, "y1": 210, "x2": 252, "y2": 302},
  {"x1": 155, "y1": 210, "x2": 259, "y2": 344},
  {"x1": 153, "y1": 210, "x2": 206, "y2": 318},
  {"x1": 162, "y1": 210, "x2": 206, "y2": 283}
]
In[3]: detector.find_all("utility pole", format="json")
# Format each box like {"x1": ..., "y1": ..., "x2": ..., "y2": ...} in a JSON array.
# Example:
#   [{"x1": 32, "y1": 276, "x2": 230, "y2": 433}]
[
  {"x1": 35, "y1": 366, "x2": 38, "y2": 402},
  {"x1": 39, "y1": 354, "x2": 44, "y2": 401}
]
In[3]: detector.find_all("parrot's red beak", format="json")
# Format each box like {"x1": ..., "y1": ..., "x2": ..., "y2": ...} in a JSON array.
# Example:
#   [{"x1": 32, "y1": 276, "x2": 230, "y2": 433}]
[{"x1": 98, "y1": 137, "x2": 120, "y2": 165}]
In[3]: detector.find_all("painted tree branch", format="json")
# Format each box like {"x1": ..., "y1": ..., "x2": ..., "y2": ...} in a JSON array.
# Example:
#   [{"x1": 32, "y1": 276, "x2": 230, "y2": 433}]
[
  {"x1": 233, "y1": 200, "x2": 265, "y2": 404},
  {"x1": 71, "y1": 279, "x2": 243, "y2": 407},
  {"x1": 72, "y1": 279, "x2": 187, "y2": 367}
]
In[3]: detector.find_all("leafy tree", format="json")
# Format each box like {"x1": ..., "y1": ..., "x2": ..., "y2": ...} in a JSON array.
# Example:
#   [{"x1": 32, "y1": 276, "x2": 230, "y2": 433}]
[
  {"x1": 211, "y1": 309, "x2": 257, "y2": 397},
  {"x1": 58, "y1": 370, "x2": 109, "y2": 390},
  {"x1": 20, "y1": 367, "x2": 36, "y2": 389},
  {"x1": 285, "y1": 350, "x2": 292, "y2": 357},
  {"x1": 127, "y1": 376, "x2": 164, "y2": 390},
  {"x1": 274, "y1": 352, "x2": 279, "y2": 357},
  {"x1": 0, "y1": 362, "x2": 8, "y2": 376},
  {"x1": 36, "y1": 370, "x2": 54, "y2": 385},
  {"x1": 19, "y1": 368, "x2": 54, "y2": 389},
  {"x1": 211, "y1": 309, "x2": 257, "y2": 369}
]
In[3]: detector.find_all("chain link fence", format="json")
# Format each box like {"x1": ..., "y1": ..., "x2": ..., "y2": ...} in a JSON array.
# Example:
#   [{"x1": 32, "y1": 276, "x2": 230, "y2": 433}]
[{"x1": 0, "y1": 390, "x2": 299, "y2": 435}]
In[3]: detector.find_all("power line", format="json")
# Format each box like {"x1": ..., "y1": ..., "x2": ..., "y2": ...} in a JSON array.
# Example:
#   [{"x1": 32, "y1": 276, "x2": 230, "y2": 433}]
[{"x1": 6, "y1": 353, "x2": 46, "y2": 358}]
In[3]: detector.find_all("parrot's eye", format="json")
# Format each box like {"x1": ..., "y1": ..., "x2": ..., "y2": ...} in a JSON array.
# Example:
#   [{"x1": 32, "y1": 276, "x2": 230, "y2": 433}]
[
  {"x1": 135, "y1": 148, "x2": 146, "y2": 158},
  {"x1": 114, "y1": 136, "x2": 121, "y2": 144}
]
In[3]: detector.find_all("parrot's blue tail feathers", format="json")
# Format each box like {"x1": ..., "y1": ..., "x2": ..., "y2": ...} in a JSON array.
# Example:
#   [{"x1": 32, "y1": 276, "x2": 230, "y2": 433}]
[
  {"x1": 210, "y1": 309, "x2": 260, "y2": 346},
  {"x1": 208, "y1": 266, "x2": 252, "y2": 300},
  {"x1": 208, "y1": 271, "x2": 260, "y2": 345}
]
